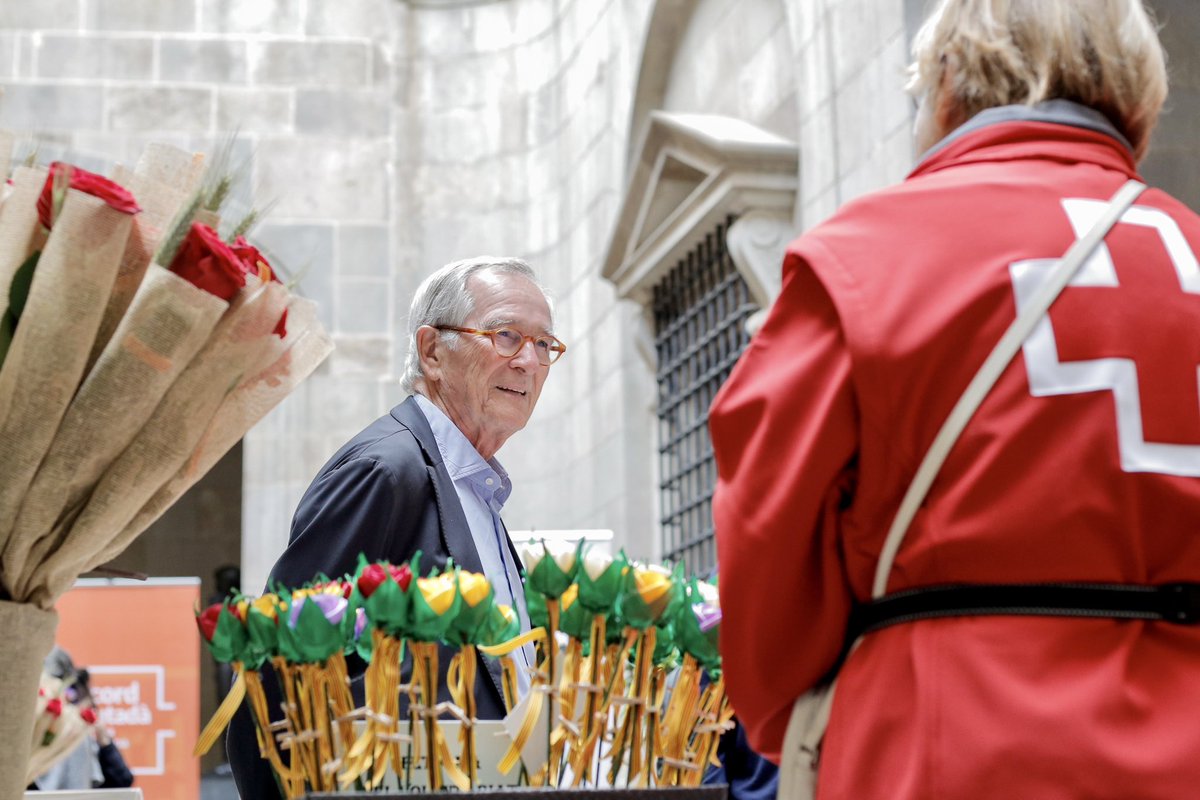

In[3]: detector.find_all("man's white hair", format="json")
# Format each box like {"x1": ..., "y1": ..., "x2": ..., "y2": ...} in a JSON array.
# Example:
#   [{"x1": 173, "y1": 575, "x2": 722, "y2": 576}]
[{"x1": 399, "y1": 256, "x2": 552, "y2": 395}]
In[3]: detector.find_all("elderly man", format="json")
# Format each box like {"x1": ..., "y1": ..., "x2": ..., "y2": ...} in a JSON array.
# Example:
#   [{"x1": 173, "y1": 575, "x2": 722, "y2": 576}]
[{"x1": 228, "y1": 256, "x2": 564, "y2": 798}]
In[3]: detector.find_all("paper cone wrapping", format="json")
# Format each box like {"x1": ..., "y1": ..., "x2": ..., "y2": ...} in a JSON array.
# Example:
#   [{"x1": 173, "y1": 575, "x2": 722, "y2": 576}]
[
  {"x1": 23, "y1": 278, "x2": 291, "y2": 607},
  {"x1": 86, "y1": 146, "x2": 202, "y2": 373},
  {"x1": 108, "y1": 296, "x2": 333, "y2": 568},
  {"x1": 0, "y1": 600, "x2": 57, "y2": 800},
  {"x1": 0, "y1": 190, "x2": 134, "y2": 563},
  {"x1": 3, "y1": 265, "x2": 228, "y2": 601}
]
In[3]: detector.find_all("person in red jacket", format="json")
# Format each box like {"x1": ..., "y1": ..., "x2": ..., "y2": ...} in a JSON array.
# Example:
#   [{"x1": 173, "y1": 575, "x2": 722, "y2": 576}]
[{"x1": 710, "y1": 0, "x2": 1200, "y2": 797}]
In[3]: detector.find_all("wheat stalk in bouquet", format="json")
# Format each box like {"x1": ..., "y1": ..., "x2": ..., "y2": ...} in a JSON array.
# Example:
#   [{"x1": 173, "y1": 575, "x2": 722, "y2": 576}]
[{"x1": 0, "y1": 141, "x2": 332, "y2": 800}]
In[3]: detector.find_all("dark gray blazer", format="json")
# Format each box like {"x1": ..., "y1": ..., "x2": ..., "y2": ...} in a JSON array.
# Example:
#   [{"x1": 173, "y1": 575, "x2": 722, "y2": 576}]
[{"x1": 227, "y1": 396, "x2": 523, "y2": 798}]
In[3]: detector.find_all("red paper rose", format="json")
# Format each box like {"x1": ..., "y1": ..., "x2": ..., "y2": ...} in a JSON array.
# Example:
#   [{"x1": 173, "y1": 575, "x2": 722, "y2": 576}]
[
  {"x1": 36, "y1": 162, "x2": 141, "y2": 230},
  {"x1": 357, "y1": 563, "x2": 388, "y2": 598},
  {"x1": 389, "y1": 563, "x2": 413, "y2": 591},
  {"x1": 45, "y1": 697, "x2": 63, "y2": 717},
  {"x1": 169, "y1": 223, "x2": 249, "y2": 302},
  {"x1": 196, "y1": 602, "x2": 224, "y2": 642},
  {"x1": 80, "y1": 706, "x2": 98, "y2": 725}
]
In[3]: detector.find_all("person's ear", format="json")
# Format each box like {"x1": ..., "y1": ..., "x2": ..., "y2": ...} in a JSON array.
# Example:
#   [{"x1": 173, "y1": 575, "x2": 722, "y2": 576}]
[
  {"x1": 415, "y1": 325, "x2": 445, "y2": 382},
  {"x1": 933, "y1": 61, "x2": 968, "y2": 137}
]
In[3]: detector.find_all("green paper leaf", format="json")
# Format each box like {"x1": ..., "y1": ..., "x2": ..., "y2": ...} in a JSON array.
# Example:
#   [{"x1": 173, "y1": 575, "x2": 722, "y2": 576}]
[
  {"x1": 291, "y1": 594, "x2": 344, "y2": 663},
  {"x1": 205, "y1": 606, "x2": 248, "y2": 663},
  {"x1": 576, "y1": 548, "x2": 627, "y2": 613}
]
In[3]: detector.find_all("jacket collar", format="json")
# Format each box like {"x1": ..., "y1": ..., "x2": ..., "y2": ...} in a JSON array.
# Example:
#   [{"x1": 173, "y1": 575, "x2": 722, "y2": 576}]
[
  {"x1": 911, "y1": 99, "x2": 1139, "y2": 180},
  {"x1": 391, "y1": 395, "x2": 442, "y2": 466}
]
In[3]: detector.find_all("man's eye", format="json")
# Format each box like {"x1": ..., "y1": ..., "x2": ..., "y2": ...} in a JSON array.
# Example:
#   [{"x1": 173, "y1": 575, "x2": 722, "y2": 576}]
[
  {"x1": 534, "y1": 338, "x2": 551, "y2": 350},
  {"x1": 495, "y1": 329, "x2": 522, "y2": 345}
]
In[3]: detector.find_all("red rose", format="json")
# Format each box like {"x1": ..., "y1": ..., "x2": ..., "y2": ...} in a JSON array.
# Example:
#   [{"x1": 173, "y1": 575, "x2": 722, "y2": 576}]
[
  {"x1": 80, "y1": 706, "x2": 98, "y2": 725},
  {"x1": 169, "y1": 223, "x2": 249, "y2": 302},
  {"x1": 196, "y1": 602, "x2": 224, "y2": 642},
  {"x1": 45, "y1": 698, "x2": 62, "y2": 717},
  {"x1": 389, "y1": 563, "x2": 413, "y2": 591},
  {"x1": 231, "y1": 236, "x2": 288, "y2": 337},
  {"x1": 37, "y1": 162, "x2": 141, "y2": 230},
  {"x1": 357, "y1": 563, "x2": 388, "y2": 598},
  {"x1": 230, "y1": 236, "x2": 277, "y2": 283}
]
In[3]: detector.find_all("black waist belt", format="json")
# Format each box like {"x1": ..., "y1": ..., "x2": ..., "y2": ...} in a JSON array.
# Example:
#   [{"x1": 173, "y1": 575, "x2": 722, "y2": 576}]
[{"x1": 848, "y1": 582, "x2": 1200, "y2": 641}]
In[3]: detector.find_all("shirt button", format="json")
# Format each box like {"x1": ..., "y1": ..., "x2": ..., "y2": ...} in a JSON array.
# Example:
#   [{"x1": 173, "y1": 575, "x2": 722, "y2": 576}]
[{"x1": 485, "y1": 478, "x2": 495, "y2": 486}]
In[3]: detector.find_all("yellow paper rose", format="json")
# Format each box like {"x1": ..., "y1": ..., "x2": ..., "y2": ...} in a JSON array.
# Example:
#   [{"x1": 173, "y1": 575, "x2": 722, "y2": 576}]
[
  {"x1": 418, "y1": 573, "x2": 458, "y2": 615},
  {"x1": 634, "y1": 566, "x2": 672, "y2": 605},
  {"x1": 458, "y1": 571, "x2": 491, "y2": 607}
]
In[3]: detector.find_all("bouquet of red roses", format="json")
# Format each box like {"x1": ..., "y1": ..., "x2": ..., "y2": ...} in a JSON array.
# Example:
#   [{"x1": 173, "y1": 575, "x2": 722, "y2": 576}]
[{"x1": 0, "y1": 140, "x2": 332, "y2": 800}]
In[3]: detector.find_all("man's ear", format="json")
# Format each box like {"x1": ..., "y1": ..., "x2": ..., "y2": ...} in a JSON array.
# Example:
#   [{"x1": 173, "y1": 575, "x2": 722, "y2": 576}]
[{"x1": 415, "y1": 325, "x2": 444, "y2": 382}]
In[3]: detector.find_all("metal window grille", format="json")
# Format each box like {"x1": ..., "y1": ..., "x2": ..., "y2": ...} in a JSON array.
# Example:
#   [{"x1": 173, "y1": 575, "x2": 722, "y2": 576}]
[{"x1": 653, "y1": 216, "x2": 759, "y2": 575}]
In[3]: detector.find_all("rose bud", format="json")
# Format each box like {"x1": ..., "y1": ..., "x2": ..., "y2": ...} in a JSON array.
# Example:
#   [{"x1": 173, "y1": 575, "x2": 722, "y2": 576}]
[
  {"x1": 169, "y1": 222, "x2": 249, "y2": 302},
  {"x1": 354, "y1": 607, "x2": 368, "y2": 640},
  {"x1": 80, "y1": 706, "x2": 98, "y2": 725},
  {"x1": 289, "y1": 592, "x2": 347, "y2": 627},
  {"x1": 520, "y1": 543, "x2": 544, "y2": 573},
  {"x1": 634, "y1": 564, "x2": 673, "y2": 605},
  {"x1": 550, "y1": 541, "x2": 576, "y2": 574},
  {"x1": 251, "y1": 594, "x2": 280, "y2": 621},
  {"x1": 692, "y1": 602, "x2": 722, "y2": 633},
  {"x1": 36, "y1": 161, "x2": 141, "y2": 230},
  {"x1": 458, "y1": 571, "x2": 491, "y2": 607},
  {"x1": 417, "y1": 573, "x2": 457, "y2": 616},
  {"x1": 358, "y1": 563, "x2": 388, "y2": 598},
  {"x1": 196, "y1": 602, "x2": 224, "y2": 642},
  {"x1": 45, "y1": 698, "x2": 63, "y2": 717},
  {"x1": 582, "y1": 548, "x2": 614, "y2": 581},
  {"x1": 389, "y1": 563, "x2": 414, "y2": 591},
  {"x1": 230, "y1": 236, "x2": 276, "y2": 283}
]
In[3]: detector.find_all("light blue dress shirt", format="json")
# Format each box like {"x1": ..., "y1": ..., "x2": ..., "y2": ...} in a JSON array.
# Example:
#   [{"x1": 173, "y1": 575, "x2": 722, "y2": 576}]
[{"x1": 414, "y1": 395, "x2": 533, "y2": 698}]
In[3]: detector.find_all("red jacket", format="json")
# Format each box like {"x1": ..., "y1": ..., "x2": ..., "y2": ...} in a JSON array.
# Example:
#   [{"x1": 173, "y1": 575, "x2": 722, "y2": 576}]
[{"x1": 710, "y1": 104, "x2": 1200, "y2": 798}]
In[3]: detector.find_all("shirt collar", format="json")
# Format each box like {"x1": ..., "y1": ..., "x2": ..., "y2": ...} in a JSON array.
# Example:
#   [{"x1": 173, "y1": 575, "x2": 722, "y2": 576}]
[
  {"x1": 413, "y1": 394, "x2": 512, "y2": 508},
  {"x1": 916, "y1": 98, "x2": 1134, "y2": 166}
]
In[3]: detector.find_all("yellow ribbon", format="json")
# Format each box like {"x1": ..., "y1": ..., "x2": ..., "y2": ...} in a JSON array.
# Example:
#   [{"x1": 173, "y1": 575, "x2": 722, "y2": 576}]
[
  {"x1": 479, "y1": 626, "x2": 546, "y2": 656},
  {"x1": 193, "y1": 666, "x2": 246, "y2": 756}
]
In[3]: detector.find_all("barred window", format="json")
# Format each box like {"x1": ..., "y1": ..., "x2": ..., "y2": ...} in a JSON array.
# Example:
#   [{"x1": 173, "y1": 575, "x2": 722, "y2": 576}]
[{"x1": 652, "y1": 217, "x2": 759, "y2": 575}]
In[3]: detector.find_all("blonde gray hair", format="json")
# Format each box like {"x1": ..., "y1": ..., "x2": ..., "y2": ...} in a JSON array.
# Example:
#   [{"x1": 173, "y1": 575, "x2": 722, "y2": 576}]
[
  {"x1": 908, "y1": 0, "x2": 1167, "y2": 161},
  {"x1": 399, "y1": 256, "x2": 551, "y2": 395}
]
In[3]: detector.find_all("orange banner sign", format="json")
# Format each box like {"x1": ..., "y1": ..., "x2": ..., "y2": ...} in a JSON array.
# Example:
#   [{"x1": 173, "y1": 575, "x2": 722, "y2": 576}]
[{"x1": 55, "y1": 578, "x2": 201, "y2": 800}]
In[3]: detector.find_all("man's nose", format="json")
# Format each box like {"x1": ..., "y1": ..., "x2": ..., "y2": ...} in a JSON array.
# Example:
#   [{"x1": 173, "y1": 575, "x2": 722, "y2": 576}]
[{"x1": 509, "y1": 339, "x2": 540, "y2": 370}]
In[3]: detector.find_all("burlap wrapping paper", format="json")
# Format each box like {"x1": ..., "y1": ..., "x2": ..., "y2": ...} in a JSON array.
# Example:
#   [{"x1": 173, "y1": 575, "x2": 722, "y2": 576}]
[
  {"x1": 0, "y1": 600, "x2": 57, "y2": 800},
  {"x1": 85, "y1": 146, "x2": 203, "y2": 373},
  {"x1": 0, "y1": 190, "x2": 134, "y2": 565},
  {"x1": 2, "y1": 266, "x2": 228, "y2": 598},
  {"x1": 105, "y1": 296, "x2": 333, "y2": 573},
  {"x1": 0, "y1": 167, "x2": 48, "y2": 314},
  {"x1": 20, "y1": 278, "x2": 292, "y2": 607}
]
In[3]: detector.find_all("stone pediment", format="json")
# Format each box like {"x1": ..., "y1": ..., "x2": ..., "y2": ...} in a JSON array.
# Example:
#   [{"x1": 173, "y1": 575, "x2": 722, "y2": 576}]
[{"x1": 602, "y1": 111, "x2": 798, "y2": 306}]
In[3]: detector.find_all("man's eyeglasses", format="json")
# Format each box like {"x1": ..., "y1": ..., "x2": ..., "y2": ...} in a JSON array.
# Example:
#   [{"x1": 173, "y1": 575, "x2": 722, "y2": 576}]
[{"x1": 435, "y1": 325, "x2": 567, "y2": 366}]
